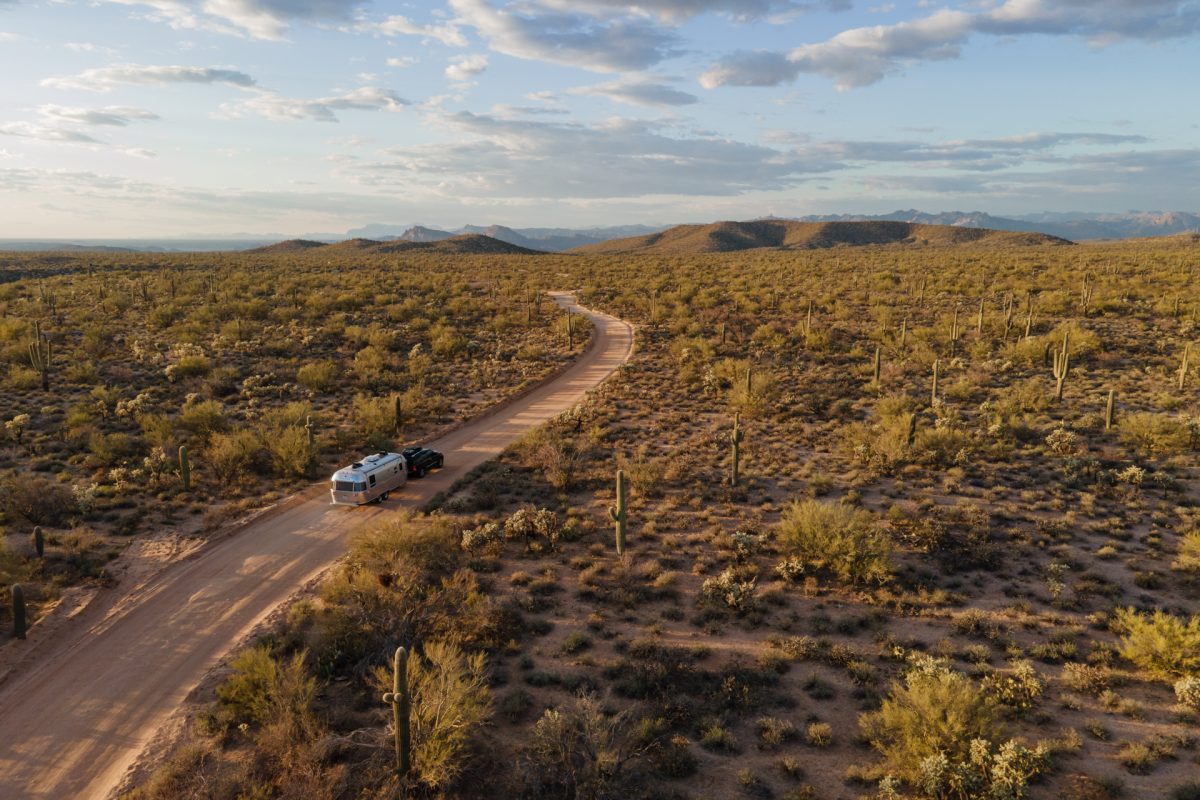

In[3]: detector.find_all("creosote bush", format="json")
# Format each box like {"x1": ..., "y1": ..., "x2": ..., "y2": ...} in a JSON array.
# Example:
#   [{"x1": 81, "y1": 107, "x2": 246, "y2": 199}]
[{"x1": 776, "y1": 499, "x2": 892, "y2": 585}]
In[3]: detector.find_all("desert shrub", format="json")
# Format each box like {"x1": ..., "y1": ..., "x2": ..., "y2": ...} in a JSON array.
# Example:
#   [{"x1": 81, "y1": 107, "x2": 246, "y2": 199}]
[
  {"x1": 516, "y1": 694, "x2": 642, "y2": 800},
  {"x1": 1119, "y1": 413, "x2": 1195, "y2": 455},
  {"x1": 216, "y1": 645, "x2": 316, "y2": 729},
  {"x1": 370, "y1": 639, "x2": 492, "y2": 790},
  {"x1": 351, "y1": 393, "x2": 396, "y2": 450},
  {"x1": 1173, "y1": 530, "x2": 1200, "y2": 573},
  {"x1": 87, "y1": 431, "x2": 143, "y2": 467},
  {"x1": 177, "y1": 399, "x2": 227, "y2": 438},
  {"x1": 206, "y1": 430, "x2": 262, "y2": 484},
  {"x1": 777, "y1": 499, "x2": 892, "y2": 585},
  {"x1": 860, "y1": 658, "x2": 1001, "y2": 783},
  {"x1": 296, "y1": 360, "x2": 339, "y2": 393},
  {"x1": 891, "y1": 505, "x2": 999, "y2": 572},
  {"x1": 0, "y1": 473, "x2": 78, "y2": 526},
  {"x1": 1113, "y1": 608, "x2": 1200, "y2": 678},
  {"x1": 267, "y1": 425, "x2": 317, "y2": 478}
]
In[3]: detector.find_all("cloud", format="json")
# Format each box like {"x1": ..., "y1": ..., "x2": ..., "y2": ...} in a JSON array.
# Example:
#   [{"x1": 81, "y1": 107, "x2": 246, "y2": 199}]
[
  {"x1": 223, "y1": 86, "x2": 409, "y2": 121},
  {"x1": 445, "y1": 54, "x2": 489, "y2": 82},
  {"x1": 0, "y1": 123, "x2": 104, "y2": 144},
  {"x1": 449, "y1": 0, "x2": 680, "y2": 72},
  {"x1": 570, "y1": 78, "x2": 698, "y2": 106},
  {"x1": 359, "y1": 14, "x2": 466, "y2": 45},
  {"x1": 700, "y1": 50, "x2": 802, "y2": 88},
  {"x1": 702, "y1": 0, "x2": 1200, "y2": 89},
  {"x1": 387, "y1": 56, "x2": 419, "y2": 68},
  {"x1": 106, "y1": 0, "x2": 364, "y2": 39},
  {"x1": 346, "y1": 112, "x2": 833, "y2": 198},
  {"x1": 530, "y1": 0, "x2": 849, "y2": 23},
  {"x1": 38, "y1": 105, "x2": 160, "y2": 126},
  {"x1": 43, "y1": 64, "x2": 257, "y2": 92}
]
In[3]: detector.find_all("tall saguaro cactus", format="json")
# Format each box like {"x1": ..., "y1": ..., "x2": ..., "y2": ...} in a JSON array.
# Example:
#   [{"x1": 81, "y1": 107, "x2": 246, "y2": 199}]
[
  {"x1": 931, "y1": 359, "x2": 940, "y2": 405},
  {"x1": 32, "y1": 526, "x2": 44, "y2": 559},
  {"x1": 730, "y1": 414, "x2": 744, "y2": 487},
  {"x1": 28, "y1": 321, "x2": 51, "y2": 391},
  {"x1": 872, "y1": 346, "x2": 882, "y2": 385},
  {"x1": 1180, "y1": 343, "x2": 1192, "y2": 391},
  {"x1": 1052, "y1": 332, "x2": 1070, "y2": 401},
  {"x1": 381, "y1": 645, "x2": 412, "y2": 778},
  {"x1": 609, "y1": 469, "x2": 627, "y2": 555},
  {"x1": 179, "y1": 445, "x2": 191, "y2": 491}
]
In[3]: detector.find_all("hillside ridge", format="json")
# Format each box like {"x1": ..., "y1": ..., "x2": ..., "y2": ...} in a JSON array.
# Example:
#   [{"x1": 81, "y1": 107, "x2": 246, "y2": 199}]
[{"x1": 571, "y1": 220, "x2": 1072, "y2": 254}]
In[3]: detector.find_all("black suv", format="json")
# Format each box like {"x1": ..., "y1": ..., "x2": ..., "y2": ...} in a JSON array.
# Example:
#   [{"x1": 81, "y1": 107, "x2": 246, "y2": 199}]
[{"x1": 401, "y1": 446, "x2": 444, "y2": 478}]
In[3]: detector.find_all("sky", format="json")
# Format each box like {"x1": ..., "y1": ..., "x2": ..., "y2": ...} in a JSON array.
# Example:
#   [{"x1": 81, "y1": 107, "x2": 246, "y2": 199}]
[{"x1": 0, "y1": 0, "x2": 1198, "y2": 237}]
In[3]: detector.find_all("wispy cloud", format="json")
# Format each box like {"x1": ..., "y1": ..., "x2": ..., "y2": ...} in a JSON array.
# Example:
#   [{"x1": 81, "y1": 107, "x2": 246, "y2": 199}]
[
  {"x1": 222, "y1": 86, "x2": 409, "y2": 122},
  {"x1": 43, "y1": 64, "x2": 257, "y2": 91},
  {"x1": 0, "y1": 122, "x2": 104, "y2": 144},
  {"x1": 358, "y1": 13, "x2": 466, "y2": 45},
  {"x1": 445, "y1": 54, "x2": 489, "y2": 82},
  {"x1": 449, "y1": 0, "x2": 680, "y2": 72},
  {"x1": 346, "y1": 112, "x2": 831, "y2": 198},
  {"x1": 106, "y1": 0, "x2": 364, "y2": 39},
  {"x1": 570, "y1": 78, "x2": 698, "y2": 107},
  {"x1": 703, "y1": 0, "x2": 1200, "y2": 89},
  {"x1": 38, "y1": 105, "x2": 160, "y2": 126}
]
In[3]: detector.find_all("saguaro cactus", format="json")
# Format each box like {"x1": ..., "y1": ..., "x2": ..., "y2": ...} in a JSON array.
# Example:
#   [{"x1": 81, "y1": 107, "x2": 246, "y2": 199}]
[
  {"x1": 730, "y1": 413, "x2": 744, "y2": 487},
  {"x1": 872, "y1": 346, "x2": 881, "y2": 385},
  {"x1": 1105, "y1": 389, "x2": 1116, "y2": 431},
  {"x1": 931, "y1": 359, "x2": 940, "y2": 404},
  {"x1": 1052, "y1": 332, "x2": 1070, "y2": 401},
  {"x1": 609, "y1": 469, "x2": 627, "y2": 555},
  {"x1": 32, "y1": 526, "x2": 44, "y2": 559},
  {"x1": 1180, "y1": 343, "x2": 1192, "y2": 390},
  {"x1": 394, "y1": 395, "x2": 403, "y2": 434},
  {"x1": 28, "y1": 321, "x2": 51, "y2": 391},
  {"x1": 178, "y1": 445, "x2": 191, "y2": 490},
  {"x1": 305, "y1": 415, "x2": 316, "y2": 446},
  {"x1": 381, "y1": 645, "x2": 412, "y2": 778},
  {"x1": 949, "y1": 307, "x2": 960, "y2": 357},
  {"x1": 12, "y1": 584, "x2": 26, "y2": 640}
]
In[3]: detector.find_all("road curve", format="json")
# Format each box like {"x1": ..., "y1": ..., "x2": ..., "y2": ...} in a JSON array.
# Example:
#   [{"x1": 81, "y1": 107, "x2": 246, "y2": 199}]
[{"x1": 0, "y1": 293, "x2": 632, "y2": 800}]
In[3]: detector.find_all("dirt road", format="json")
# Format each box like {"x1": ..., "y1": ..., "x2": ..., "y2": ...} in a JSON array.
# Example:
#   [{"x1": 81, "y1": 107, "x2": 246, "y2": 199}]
[{"x1": 0, "y1": 293, "x2": 632, "y2": 800}]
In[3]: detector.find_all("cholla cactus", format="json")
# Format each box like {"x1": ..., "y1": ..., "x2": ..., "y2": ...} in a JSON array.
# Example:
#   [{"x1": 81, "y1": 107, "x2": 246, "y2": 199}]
[
  {"x1": 1174, "y1": 676, "x2": 1200, "y2": 710},
  {"x1": 700, "y1": 568, "x2": 757, "y2": 613}
]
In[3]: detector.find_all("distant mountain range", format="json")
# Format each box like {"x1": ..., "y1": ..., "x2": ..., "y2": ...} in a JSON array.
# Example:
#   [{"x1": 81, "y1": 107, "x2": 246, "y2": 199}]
[
  {"x1": 573, "y1": 220, "x2": 1070, "y2": 255},
  {"x1": 250, "y1": 234, "x2": 541, "y2": 256},
  {"x1": 787, "y1": 210, "x2": 1200, "y2": 241},
  {"x1": 344, "y1": 223, "x2": 665, "y2": 252},
  {"x1": 2, "y1": 211, "x2": 1198, "y2": 254}
]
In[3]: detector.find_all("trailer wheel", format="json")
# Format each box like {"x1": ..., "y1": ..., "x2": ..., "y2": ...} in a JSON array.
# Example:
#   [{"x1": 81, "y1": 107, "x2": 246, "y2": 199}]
[
  {"x1": 380, "y1": 491, "x2": 390, "y2": 501},
  {"x1": 419, "y1": 467, "x2": 427, "y2": 478}
]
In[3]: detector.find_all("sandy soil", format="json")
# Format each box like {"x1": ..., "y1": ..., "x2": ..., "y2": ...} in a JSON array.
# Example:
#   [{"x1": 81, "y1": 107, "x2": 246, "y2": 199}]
[{"x1": 0, "y1": 293, "x2": 633, "y2": 800}]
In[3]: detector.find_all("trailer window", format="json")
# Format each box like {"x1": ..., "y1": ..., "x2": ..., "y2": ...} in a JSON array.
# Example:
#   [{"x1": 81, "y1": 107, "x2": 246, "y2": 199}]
[
  {"x1": 369, "y1": 474, "x2": 376, "y2": 487},
  {"x1": 334, "y1": 480, "x2": 356, "y2": 492}
]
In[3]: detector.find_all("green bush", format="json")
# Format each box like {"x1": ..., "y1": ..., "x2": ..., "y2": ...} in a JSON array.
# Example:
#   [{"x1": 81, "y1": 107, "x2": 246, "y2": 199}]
[
  {"x1": 1114, "y1": 608, "x2": 1200, "y2": 678},
  {"x1": 296, "y1": 360, "x2": 339, "y2": 393},
  {"x1": 777, "y1": 499, "x2": 892, "y2": 585},
  {"x1": 1173, "y1": 530, "x2": 1200, "y2": 573},
  {"x1": 267, "y1": 426, "x2": 317, "y2": 478},
  {"x1": 371, "y1": 639, "x2": 492, "y2": 790},
  {"x1": 216, "y1": 645, "x2": 316, "y2": 728},
  {"x1": 860, "y1": 658, "x2": 1001, "y2": 783}
]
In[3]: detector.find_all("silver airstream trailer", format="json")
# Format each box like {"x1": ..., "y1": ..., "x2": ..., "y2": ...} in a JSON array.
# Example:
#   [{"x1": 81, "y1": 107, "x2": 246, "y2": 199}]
[{"x1": 330, "y1": 451, "x2": 407, "y2": 505}]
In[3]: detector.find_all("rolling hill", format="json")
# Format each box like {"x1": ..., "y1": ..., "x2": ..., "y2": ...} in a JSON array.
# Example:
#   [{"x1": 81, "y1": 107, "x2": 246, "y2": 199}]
[
  {"x1": 571, "y1": 220, "x2": 1072, "y2": 254},
  {"x1": 251, "y1": 234, "x2": 543, "y2": 256}
]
